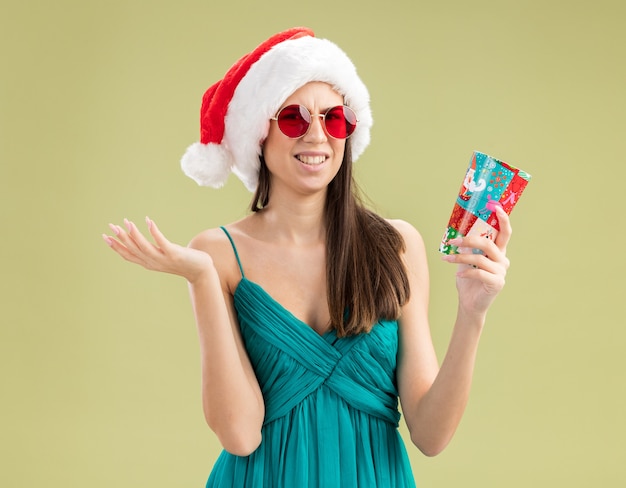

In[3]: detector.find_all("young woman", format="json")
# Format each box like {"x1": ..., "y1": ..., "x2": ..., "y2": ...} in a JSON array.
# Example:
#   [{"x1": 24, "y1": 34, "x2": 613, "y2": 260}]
[{"x1": 103, "y1": 27, "x2": 511, "y2": 487}]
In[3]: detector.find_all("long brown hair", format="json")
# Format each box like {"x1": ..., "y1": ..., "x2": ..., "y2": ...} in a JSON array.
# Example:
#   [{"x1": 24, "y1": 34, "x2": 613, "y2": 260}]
[{"x1": 250, "y1": 146, "x2": 410, "y2": 336}]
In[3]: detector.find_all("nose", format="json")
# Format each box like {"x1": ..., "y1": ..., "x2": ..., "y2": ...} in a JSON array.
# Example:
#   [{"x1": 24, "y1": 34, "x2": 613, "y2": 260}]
[{"x1": 303, "y1": 114, "x2": 327, "y2": 142}]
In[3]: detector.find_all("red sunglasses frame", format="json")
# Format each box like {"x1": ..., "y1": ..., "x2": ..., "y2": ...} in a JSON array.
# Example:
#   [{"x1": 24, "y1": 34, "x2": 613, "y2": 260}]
[{"x1": 270, "y1": 104, "x2": 358, "y2": 139}]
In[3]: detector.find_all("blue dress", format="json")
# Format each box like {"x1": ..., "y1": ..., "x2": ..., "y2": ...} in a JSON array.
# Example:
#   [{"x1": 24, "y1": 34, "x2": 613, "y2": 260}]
[{"x1": 206, "y1": 227, "x2": 416, "y2": 487}]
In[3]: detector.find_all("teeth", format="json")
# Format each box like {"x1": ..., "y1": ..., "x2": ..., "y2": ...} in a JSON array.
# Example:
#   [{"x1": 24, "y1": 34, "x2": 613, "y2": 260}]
[{"x1": 297, "y1": 155, "x2": 326, "y2": 165}]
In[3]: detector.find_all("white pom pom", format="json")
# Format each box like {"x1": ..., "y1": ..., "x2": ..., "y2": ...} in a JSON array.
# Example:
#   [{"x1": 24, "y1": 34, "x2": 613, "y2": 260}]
[{"x1": 180, "y1": 142, "x2": 233, "y2": 187}]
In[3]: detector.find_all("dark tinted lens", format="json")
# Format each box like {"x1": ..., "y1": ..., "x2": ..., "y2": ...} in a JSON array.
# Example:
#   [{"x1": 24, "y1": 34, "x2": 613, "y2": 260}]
[
  {"x1": 324, "y1": 106, "x2": 357, "y2": 139},
  {"x1": 277, "y1": 105, "x2": 310, "y2": 138}
]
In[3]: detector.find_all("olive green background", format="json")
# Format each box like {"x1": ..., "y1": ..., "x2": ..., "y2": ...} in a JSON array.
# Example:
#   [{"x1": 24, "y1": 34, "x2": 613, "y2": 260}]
[{"x1": 2, "y1": 0, "x2": 624, "y2": 486}]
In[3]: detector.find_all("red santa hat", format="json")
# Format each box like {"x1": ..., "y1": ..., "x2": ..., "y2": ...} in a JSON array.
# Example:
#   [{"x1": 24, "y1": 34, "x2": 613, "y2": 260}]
[{"x1": 180, "y1": 27, "x2": 373, "y2": 191}]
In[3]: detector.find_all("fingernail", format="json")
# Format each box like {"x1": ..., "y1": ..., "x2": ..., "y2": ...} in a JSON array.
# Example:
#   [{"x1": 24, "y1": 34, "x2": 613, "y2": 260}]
[
  {"x1": 145, "y1": 216, "x2": 152, "y2": 229},
  {"x1": 102, "y1": 234, "x2": 113, "y2": 246},
  {"x1": 108, "y1": 223, "x2": 120, "y2": 236},
  {"x1": 448, "y1": 237, "x2": 463, "y2": 246},
  {"x1": 124, "y1": 218, "x2": 133, "y2": 232},
  {"x1": 441, "y1": 254, "x2": 456, "y2": 262}
]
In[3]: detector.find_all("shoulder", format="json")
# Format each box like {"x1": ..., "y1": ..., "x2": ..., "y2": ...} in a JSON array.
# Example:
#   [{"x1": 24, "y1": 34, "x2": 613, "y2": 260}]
[
  {"x1": 386, "y1": 219, "x2": 429, "y2": 275},
  {"x1": 188, "y1": 225, "x2": 244, "y2": 293},
  {"x1": 188, "y1": 226, "x2": 231, "y2": 252},
  {"x1": 188, "y1": 215, "x2": 253, "y2": 253},
  {"x1": 188, "y1": 227, "x2": 236, "y2": 265},
  {"x1": 386, "y1": 219, "x2": 426, "y2": 250}
]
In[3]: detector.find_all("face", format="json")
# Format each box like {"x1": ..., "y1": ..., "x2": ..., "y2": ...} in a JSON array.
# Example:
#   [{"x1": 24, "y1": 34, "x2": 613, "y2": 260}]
[{"x1": 262, "y1": 82, "x2": 346, "y2": 198}]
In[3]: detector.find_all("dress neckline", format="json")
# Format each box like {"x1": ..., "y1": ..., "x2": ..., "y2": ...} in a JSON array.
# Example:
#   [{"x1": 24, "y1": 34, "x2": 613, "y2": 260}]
[{"x1": 235, "y1": 276, "x2": 338, "y2": 341}]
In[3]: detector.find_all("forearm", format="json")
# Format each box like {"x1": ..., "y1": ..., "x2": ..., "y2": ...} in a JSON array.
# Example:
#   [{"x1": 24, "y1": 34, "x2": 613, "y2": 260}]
[
  {"x1": 189, "y1": 272, "x2": 264, "y2": 455},
  {"x1": 407, "y1": 306, "x2": 486, "y2": 456},
  {"x1": 394, "y1": 214, "x2": 511, "y2": 456}
]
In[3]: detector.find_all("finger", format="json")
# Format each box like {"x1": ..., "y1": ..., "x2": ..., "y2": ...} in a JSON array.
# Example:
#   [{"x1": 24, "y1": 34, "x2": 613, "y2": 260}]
[
  {"x1": 448, "y1": 235, "x2": 497, "y2": 260},
  {"x1": 145, "y1": 216, "x2": 172, "y2": 251},
  {"x1": 453, "y1": 247, "x2": 507, "y2": 279},
  {"x1": 108, "y1": 221, "x2": 141, "y2": 254},
  {"x1": 494, "y1": 206, "x2": 512, "y2": 252},
  {"x1": 442, "y1": 250, "x2": 506, "y2": 274},
  {"x1": 124, "y1": 218, "x2": 159, "y2": 255},
  {"x1": 450, "y1": 234, "x2": 509, "y2": 269},
  {"x1": 456, "y1": 265, "x2": 506, "y2": 290},
  {"x1": 470, "y1": 242, "x2": 510, "y2": 271},
  {"x1": 102, "y1": 234, "x2": 114, "y2": 247},
  {"x1": 102, "y1": 232, "x2": 149, "y2": 266},
  {"x1": 108, "y1": 220, "x2": 158, "y2": 266}
]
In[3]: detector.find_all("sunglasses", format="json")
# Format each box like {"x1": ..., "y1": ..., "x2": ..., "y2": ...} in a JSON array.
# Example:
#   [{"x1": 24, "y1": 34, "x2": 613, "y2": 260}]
[{"x1": 270, "y1": 104, "x2": 358, "y2": 139}]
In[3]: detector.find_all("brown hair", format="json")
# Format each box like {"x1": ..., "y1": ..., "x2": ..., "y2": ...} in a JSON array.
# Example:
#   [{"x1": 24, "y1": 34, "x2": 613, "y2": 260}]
[{"x1": 251, "y1": 146, "x2": 410, "y2": 336}]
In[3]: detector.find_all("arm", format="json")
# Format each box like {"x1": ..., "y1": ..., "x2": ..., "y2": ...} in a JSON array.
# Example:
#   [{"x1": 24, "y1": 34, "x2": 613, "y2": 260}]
[
  {"x1": 393, "y1": 205, "x2": 512, "y2": 456},
  {"x1": 103, "y1": 218, "x2": 264, "y2": 455},
  {"x1": 187, "y1": 230, "x2": 265, "y2": 456}
]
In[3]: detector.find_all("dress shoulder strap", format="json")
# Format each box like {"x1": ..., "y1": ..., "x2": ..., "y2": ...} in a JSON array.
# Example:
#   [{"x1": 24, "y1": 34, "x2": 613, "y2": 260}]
[{"x1": 219, "y1": 226, "x2": 245, "y2": 278}]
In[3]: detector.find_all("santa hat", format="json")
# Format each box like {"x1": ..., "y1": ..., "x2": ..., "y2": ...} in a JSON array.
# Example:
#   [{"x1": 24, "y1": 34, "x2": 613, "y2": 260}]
[{"x1": 180, "y1": 27, "x2": 372, "y2": 191}]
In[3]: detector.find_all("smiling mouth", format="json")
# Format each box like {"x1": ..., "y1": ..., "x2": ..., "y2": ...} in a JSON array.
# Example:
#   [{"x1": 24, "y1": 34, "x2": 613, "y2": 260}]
[{"x1": 296, "y1": 155, "x2": 327, "y2": 165}]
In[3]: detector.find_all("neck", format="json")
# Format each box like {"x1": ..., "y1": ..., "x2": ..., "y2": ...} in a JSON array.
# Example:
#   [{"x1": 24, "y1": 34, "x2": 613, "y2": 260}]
[{"x1": 256, "y1": 190, "x2": 327, "y2": 245}]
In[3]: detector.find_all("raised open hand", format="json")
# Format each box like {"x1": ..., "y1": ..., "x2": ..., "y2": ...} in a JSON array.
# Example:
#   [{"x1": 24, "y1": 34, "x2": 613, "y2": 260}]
[{"x1": 102, "y1": 217, "x2": 214, "y2": 284}]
